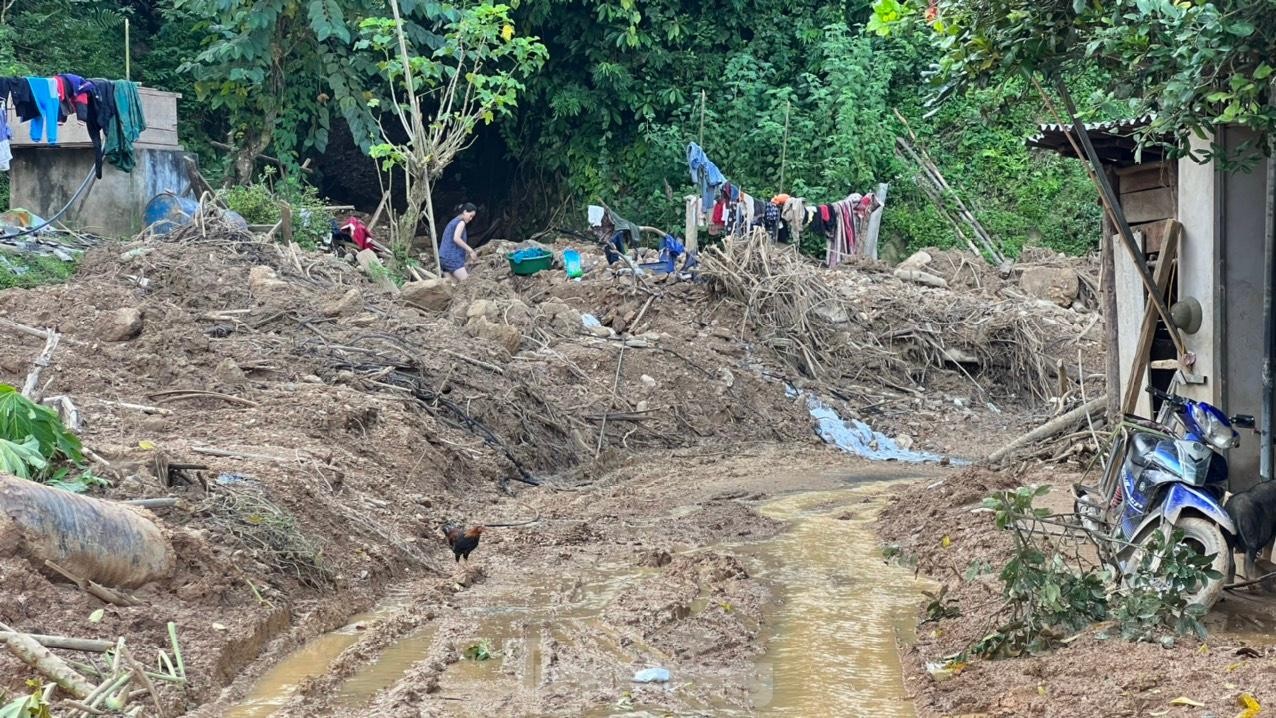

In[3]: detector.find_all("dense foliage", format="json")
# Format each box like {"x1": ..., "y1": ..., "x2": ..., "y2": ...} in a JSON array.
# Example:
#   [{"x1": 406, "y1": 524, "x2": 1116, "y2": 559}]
[{"x1": 0, "y1": 0, "x2": 1110, "y2": 258}]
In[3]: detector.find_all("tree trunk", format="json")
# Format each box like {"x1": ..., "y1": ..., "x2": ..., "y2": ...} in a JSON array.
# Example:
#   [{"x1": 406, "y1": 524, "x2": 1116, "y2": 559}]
[
  {"x1": 422, "y1": 174, "x2": 441, "y2": 276},
  {"x1": 398, "y1": 172, "x2": 430, "y2": 259}
]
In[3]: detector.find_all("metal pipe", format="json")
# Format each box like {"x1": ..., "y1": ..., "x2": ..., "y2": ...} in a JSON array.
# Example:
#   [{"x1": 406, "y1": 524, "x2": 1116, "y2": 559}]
[{"x1": 1262, "y1": 127, "x2": 1276, "y2": 482}]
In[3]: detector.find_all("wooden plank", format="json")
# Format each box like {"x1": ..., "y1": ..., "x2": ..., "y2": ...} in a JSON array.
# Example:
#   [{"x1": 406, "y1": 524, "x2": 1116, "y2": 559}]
[
  {"x1": 1122, "y1": 221, "x2": 1182, "y2": 415},
  {"x1": 1121, "y1": 187, "x2": 1177, "y2": 224},
  {"x1": 1116, "y1": 162, "x2": 1176, "y2": 193},
  {"x1": 1131, "y1": 219, "x2": 1172, "y2": 255},
  {"x1": 684, "y1": 195, "x2": 699, "y2": 253}
]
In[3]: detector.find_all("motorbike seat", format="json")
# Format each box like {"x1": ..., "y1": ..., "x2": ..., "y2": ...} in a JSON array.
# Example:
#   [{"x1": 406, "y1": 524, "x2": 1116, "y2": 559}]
[{"x1": 1129, "y1": 433, "x2": 1160, "y2": 467}]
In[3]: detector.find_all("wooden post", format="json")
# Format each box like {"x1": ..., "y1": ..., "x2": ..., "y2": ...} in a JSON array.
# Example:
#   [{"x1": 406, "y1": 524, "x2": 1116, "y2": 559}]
[
  {"x1": 280, "y1": 204, "x2": 293, "y2": 245},
  {"x1": 684, "y1": 195, "x2": 699, "y2": 253},
  {"x1": 1121, "y1": 221, "x2": 1181, "y2": 415},
  {"x1": 124, "y1": 19, "x2": 131, "y2": 81},
  {"x1": 1100, "y1": 175, "x2": 1122, "y2": 424},
  {"x1": 779, "y1": 100, "x2": 790, "y2": 194},
  {"x1": 1055, "y1": 79, "x2": 1185, "y2": 359}
]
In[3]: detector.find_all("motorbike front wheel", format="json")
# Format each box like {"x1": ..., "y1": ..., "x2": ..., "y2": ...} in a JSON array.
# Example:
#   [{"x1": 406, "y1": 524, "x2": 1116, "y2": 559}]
[{"x1": 1171, "y1": 517, "x2": 1233, "y2": 610}]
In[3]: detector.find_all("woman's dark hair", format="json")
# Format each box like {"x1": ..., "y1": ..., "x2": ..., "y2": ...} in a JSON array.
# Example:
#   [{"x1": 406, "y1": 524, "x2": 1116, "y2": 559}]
[{"x1": 456, "y1": 202, "x2": 477, "y2": 214}]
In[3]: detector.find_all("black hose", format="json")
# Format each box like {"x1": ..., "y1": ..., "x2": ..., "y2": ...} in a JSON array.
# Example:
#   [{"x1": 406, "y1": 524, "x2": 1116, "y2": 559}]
[{"x1": 1, "y1": 166, "x2": 97, "y2": 240}]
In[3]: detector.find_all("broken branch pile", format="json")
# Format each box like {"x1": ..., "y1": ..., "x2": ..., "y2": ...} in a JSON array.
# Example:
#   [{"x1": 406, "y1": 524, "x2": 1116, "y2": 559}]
[{"x1": 701, "y1": 228, "x2": 1070, "y2": 401}]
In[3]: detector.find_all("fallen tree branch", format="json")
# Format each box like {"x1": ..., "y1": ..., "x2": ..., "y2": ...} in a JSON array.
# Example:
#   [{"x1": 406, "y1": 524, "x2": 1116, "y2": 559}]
[
  {"x1": 988, "y1": 396, "x2": 1107, "y2": 464},
  {"x1": 22, "y1": 328, "x2": 60, "y2": 399},
  {"x1": 43, "y1": 561, "x2": 142, "y2": 608},
  {"x1": 149, "y1": 390, "x2": 258, "y2": 408},
  {"x1": 0, "y1": 622, "x2": 95, "y2": 699},
  {"x1": 0, "y1": 632, "x2": 113, "y2": 653}
]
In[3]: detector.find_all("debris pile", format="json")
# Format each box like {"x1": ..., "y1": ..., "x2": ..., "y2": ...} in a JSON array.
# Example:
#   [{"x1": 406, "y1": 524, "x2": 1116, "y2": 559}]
[{"x1": 0, "y1": 222, "x2": 1105, "y2": 709}]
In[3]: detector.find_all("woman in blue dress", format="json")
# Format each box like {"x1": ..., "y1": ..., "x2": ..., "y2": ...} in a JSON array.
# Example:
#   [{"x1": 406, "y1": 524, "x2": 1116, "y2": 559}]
[{"x1": 439, "y1": 203, "x2": 478, "y2": 280}]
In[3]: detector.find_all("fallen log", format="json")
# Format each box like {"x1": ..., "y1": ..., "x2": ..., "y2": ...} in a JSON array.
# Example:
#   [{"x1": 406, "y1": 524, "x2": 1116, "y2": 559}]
[
  {"x1": 0, "y1": 474, "x2": 175, "y2": 588},
  {"x1": 0, "y1": 623, "x2": 95, "y2": 699},
  {"x1": 988, "y1": 396, "x2": 1107, "y2": 464}
]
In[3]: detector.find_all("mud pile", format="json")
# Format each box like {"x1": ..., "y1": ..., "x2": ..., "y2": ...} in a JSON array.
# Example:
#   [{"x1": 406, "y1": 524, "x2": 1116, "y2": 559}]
[{"x1": 0, "y1": 230, "x2": 1101, "y2": 712}]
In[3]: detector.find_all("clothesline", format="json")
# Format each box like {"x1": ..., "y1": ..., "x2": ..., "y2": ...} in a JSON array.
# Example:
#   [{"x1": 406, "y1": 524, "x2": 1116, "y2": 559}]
[
  {"x1": 0, "y1": 74, "x2": 148, "y2": 177},
  {"x1": 685, "y1": 142, "x2": 886, "y2": 266}
]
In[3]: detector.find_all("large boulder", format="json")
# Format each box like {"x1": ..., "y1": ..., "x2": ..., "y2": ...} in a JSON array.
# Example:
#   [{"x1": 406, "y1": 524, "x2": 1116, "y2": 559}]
[
  {"x1": 321, "y1": 288, "x2": 364, "y2": 317},
  {"x1": 96, "y1": 307, "x2": 143, "y2": 342},
  {"x1": 401, "y1": 279, "x2": 454, "y2": 312},
  {"x1": 466, "y1": 316, "x2": 522, "y2": 353},
  {"x1": 1020, "y1": 266, "x2": 1080, "y2": 307}
]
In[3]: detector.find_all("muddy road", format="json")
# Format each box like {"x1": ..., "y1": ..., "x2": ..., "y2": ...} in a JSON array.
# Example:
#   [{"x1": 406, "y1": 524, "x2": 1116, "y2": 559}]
[{"x1": 195, "y1": 449, "x2": 941, "y2": 717}]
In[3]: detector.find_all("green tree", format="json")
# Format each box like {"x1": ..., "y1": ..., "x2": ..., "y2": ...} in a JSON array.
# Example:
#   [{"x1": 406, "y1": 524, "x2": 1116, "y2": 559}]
[
  {"x1": 359, "y1": 1, "x2": 546, "y2": 269},
  {"x1": 175, "y1": 0, "x2": 452, "y2": 184}
]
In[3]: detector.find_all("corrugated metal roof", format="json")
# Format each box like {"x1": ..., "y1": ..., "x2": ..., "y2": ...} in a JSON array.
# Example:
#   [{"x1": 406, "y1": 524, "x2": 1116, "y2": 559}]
[{"x1": 1026, "y1": 115, "x2": 1171, "y2": 167}]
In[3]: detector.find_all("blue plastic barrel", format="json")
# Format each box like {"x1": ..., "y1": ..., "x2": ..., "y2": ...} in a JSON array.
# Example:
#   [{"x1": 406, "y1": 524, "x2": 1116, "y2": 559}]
[{"x1": 144, "y1": 193, "x2": 248, "y2": 236}]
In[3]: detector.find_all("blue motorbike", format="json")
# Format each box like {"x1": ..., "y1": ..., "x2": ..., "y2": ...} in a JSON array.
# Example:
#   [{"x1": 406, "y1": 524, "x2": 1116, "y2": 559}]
[{"x1": 1073, "y1": 386, "x2": 1254, "y2": 609}]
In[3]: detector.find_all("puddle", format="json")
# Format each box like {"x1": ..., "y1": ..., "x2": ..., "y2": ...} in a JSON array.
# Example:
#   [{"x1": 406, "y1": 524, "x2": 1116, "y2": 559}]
[
  {"x1": 744, "y1": 485, "x2": 935, "y2": 716},
  {"x1": 226, "y1": 483, "x2": 932, "y2": 717},
  {"x1": 225, "y1": 603, "x2": 400, "y2": 718}
]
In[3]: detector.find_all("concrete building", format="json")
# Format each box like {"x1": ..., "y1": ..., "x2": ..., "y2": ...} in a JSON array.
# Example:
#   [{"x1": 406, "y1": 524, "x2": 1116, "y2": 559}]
[
  {"x1": 6, "y1": 87, "x2": 192, "y2": 237},
  {"x1": 1030, "y1": 120, "x2": 1269, "y2": 489}
]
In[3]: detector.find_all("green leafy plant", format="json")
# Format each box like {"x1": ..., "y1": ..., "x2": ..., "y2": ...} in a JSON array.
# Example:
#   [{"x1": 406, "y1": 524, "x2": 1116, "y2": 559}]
[
  {"x1": 359, "y1": 1, "x2": 547, "y2": 269},
  {"x1": 0, "y1": 385, "x2": 83, "y2": 463},
  {"x1": 45, "y1": 467, "x2": 111, "y2": 495},
  {"x1": 1112, "y1": 528, "x2": 1219, "y2": 643},
  {"x1": 220, "y1": 170, "x2": 334, "y2": 251},
  {"x1": 462, "y1": 639, "x2": 494, "y2": 661},
  {"x1": 0, "y1": 436, "x2": 47, "y2": 480},
  {"x1": 968, "y1": 485, "x2": 1224, "y2": 660},
  {"x1": 0, "y1": 679, "x2": 53, "y2": 718},
  {"x1": 922, "y1": 584, "x2": 961, "y2": 623}
]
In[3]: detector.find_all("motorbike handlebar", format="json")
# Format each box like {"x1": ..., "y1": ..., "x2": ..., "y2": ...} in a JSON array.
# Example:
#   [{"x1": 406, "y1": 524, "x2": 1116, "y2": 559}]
[{"x1": 1144, "y1": 385, "x2": 1187, "y2": 409}]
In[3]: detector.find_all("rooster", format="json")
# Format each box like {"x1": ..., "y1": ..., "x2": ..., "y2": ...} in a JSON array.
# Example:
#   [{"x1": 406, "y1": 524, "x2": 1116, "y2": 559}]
[{"x1": 442, "y1": 525, "x2": 486, "y2": 563}]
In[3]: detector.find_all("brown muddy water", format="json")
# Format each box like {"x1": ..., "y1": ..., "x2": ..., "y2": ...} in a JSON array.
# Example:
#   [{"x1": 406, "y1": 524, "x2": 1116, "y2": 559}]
[{"x1": 226, "y1": 481, "x2": 933, "y2": 717}]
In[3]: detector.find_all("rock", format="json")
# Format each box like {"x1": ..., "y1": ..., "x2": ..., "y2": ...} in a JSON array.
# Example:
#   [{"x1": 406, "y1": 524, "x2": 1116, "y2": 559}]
[
  {"x1": 717, "y1": 368, "x2": 735, "y2": 388},
  {"x1": 1020, "y1": 266, "x2": 1080, "y2": 307},
  {"x1": 96, "y1": 307, "x2": 143, "y2": 342},
  {"x1": 321, "y1": 288, "x2": 363, "y2": 317},
  {"x1": 895, "y1": 434, "x2": 915, "y2": 451},
  {"x1": 897, "y1": 250, "x2": 933, "y2": 272},
  {"x1": 466, "y1": 316, "x2": 522, "y2": 353},
  {"x1": 214, "y1": 358, "x2": 246, "y2": 386},
  {"x1": 893, "y1": 268, "x2": 948, "y2": 289},
  {"x1": 466, "y1": 299, "x2": 492, "y2": 319},
  {"x1": 636, "y1": 400, "x2": 650, "y2": 412},
  {"x1": 248, "y1": 265, "x2": 287, "y2": 294},
  {"x1": 356, "y1": 250, "x2": 398, "y2": 293},
  {"x1": 813, "y1": 303, "x2": 850, "y2": 324},
  {"x1": 401, "y1": 279, "x2": 454, "y2": 312},
  {"x1": 640, "y1": 374, "x2": 657, "y2": 389},
  {"x1": 588, "y1": 325, "x2": 614, "y2": 338}
]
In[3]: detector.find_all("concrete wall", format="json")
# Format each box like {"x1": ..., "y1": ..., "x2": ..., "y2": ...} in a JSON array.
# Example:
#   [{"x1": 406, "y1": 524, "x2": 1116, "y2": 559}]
[
  {"x1": 1218, "y1": 127, "x2": 1268, "y2": 490},
  {"x1": 10, "y1": 147, "x2": 194, "y2": 237},
  {"x1": 1175, "y1": 135, "x2": 1220, "y2": 408}
]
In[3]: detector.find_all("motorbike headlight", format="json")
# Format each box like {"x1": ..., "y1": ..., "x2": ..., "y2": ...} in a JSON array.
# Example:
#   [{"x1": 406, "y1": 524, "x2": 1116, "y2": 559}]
[{"x1": 1191, "y1": 403, "x2": 1238, "y2": 450}]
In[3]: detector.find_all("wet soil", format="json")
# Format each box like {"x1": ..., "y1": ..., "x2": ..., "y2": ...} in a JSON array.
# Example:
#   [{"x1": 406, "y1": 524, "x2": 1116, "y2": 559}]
[
  {"x1": 879, "y1": 467, "x2": 1276, "y2": 718},
  {"x1": 209, "y1": 452, "x2": 941, "y2": 717}
]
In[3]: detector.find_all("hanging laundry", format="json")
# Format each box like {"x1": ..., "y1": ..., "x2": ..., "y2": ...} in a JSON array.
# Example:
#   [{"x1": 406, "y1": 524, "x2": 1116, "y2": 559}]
[
  {"x1": 103, "y1": 80, "x2": 146, "y2": 173},
  {"x1": 687, "y1": 142, "x2": 725, "y2": 209},
  {"x1": 86, "y1": 78, "x2": 118, "y2": 178},
  {"x1": 0, "y1": 102, "x2": 11, "y2": 172},
  {"x1": 27, "y1": 77, "x2": 60, "y2": 144},
  {"x1": 3, "y1": 77, "x2": 38, "y2": 123},
  {"x1": 781, "y1": 197, "x2": 807, "y2": 247}
]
